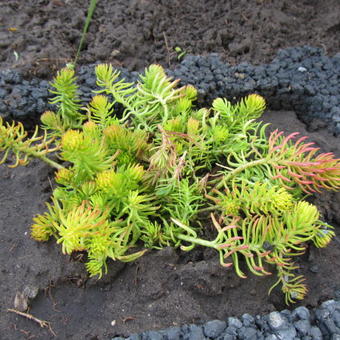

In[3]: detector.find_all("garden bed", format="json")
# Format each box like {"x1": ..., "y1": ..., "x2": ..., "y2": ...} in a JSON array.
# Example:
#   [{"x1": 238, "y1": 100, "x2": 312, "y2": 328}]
[
  {"x1": 1, "y1": 109, "x2": 340, "y2": 340},
  {"x1": 1, "y1": 1, "x2": 340, "y2": 339}
]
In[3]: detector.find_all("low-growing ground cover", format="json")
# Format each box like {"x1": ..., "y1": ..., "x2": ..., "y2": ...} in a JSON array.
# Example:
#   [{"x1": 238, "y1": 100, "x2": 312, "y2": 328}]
[{"x1": 0, "y1": 1, "x2": 339, "y2": 339}]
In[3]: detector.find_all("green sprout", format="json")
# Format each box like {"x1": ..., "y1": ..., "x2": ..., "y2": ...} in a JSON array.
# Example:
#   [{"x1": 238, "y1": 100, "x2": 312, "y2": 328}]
[{"x1": 174, "y1": 46, "x2": 187, "y2": 60}]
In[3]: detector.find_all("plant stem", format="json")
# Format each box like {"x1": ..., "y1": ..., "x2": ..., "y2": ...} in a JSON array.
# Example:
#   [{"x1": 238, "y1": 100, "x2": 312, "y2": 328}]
[
  {"x1": 37, "y1": 155, "x2": 64, "y2": 170},
  {"x1": 12, "y1": 144, "x2": 64, "y2": 170},
  {"x1": 216, "y1": 158, "x2": 269, "y2": 190},
  {"x1": 176, "y1": 233, "x2": 217, "y2": 249},
  {"x1": 198, "y1": 205, "x2": 219, "y2": 213}
]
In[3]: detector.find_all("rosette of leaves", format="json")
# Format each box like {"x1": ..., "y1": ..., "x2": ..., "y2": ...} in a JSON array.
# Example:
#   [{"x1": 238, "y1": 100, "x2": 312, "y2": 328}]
[{"x1": 1, "y1": 63, "x2": 339, "y2": 303}]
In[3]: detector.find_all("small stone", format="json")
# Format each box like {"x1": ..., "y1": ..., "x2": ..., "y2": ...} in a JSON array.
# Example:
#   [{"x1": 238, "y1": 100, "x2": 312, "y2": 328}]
[
  {"x1": 294, "y1": 320, "x2": 311, "y2": 336},
  {"x1": 14, "y1": 291, "x2": 28, "y2": 312},
  {"x1": 220, "y1": 335, "x2": 236, "y2": 340},
  {"x1": 298, "y1": 66, "x2": 307, "y2": 72},
  {"x1": 23, "y1": 285, "x2": 39, "y2": 300},
  {"x1": 321, "y1": 300, "x2": 337, "y2": 313},
  {"x1": 331, "y1": 335, "x2": 340, "y2": 340},
  {"x1": 238, "y1": 326, "x2": 257, "y2": 339},
  {"x1": 203, "y1": 320, "x2": 226, "y2": 338},
  {"x1": 127, "y1": 335, "x2": 141, "y2": 340},
  {"x1": 163, "y1": 326, "x2": 182, "y2": 340},
  {"x1": 256, "y1": 332, "x2": 265, "y2": 340},
  {"x1": 234, "y1": 72, "x2": 246, "y2": 79},
  {"x1": 184, "y1": 324, "x2": 205, "y2": 340},
  {"x1": 143, "y1": 330, "x2": 163, "y2": 340},
  {"x1": 264, "y1": 335, "x2": 279, "y2": 340},
  {"x1": 276, "y1": 326, "x2": 297, "y2": 340},
  {"x1": 280, "y1": 309, "x2": 292, "y2": 322},
  {"x1": 315, "y1": 308, "x2": 331, "y2": 321},
  {"x1": 309, "y1": 264, "x2": 319, "y2": 273},
  {"x1": 310, "y1": 326, "x2": 323, "y2": 340},
  {"x1": 292, "y1": 307, "x2": 310, "y2": 321},
  {"x1": 225, "y1": 326, "x2": 238, "y2": 336},
  {"x1": 268, "y1": 312, "x2": 288, "y2": 331},
  {"x1": 322, "y1": 318, "x2": 338, "y2": 334},
  {"x1": 228, "y1": 317, "x2": 243, "y2": 329},
  {"x1": 242, "y1": 313, "x2": 255, "y2": 327},
  {"x1": 333, "y1": 311, "x2": 340, "y2": 328}
]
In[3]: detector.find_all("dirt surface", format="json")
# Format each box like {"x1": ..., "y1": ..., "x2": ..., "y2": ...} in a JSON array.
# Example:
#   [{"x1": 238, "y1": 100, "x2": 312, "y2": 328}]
[
  {"x1": 0, "y1": 0, "x2": 339, "y2": 78},
  {"x1": 1, "y1": 110, "x2": 340, "y2": 340},
  {"x1": 1, "y1": 1, "x2": 340, "y2": 339}
]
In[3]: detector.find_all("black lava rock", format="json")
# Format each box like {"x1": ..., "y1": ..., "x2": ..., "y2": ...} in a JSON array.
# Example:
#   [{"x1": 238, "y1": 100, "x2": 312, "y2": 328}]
[{"x1": 0, "y1": 46, "x2": 339, "y2": 135}]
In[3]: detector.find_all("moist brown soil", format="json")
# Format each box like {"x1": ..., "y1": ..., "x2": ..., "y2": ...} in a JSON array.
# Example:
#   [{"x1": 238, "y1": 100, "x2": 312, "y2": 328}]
[
  {"x1": 0, "y1": 0, "x2": 339, "y2": 77},
  {"x1": 0, "y1": 1, "x2": 340, "y2": 340}
]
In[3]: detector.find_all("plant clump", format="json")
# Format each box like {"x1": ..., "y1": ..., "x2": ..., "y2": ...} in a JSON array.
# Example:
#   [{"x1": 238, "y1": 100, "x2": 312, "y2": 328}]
[{"x1": 1, "y1": 64, "x2": 339, "y2": 304}]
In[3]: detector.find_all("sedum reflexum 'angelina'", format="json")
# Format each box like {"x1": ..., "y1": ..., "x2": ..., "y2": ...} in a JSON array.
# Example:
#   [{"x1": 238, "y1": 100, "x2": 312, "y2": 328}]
[{"x1": 0, "y1": 64, "x2": 339, "y2": 303}]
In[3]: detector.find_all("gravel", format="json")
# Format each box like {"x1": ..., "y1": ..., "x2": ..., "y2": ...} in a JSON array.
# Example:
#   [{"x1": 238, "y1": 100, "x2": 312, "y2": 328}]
[
  {"x1": 0, "y1": 46, "x2": 339, "y2": 134},
  {"x1": 0, "y1": 45, "x2": 339, "y2": 338},
  {"x1": 111, "y1": 300, "x2": 340, "y2": 339}
]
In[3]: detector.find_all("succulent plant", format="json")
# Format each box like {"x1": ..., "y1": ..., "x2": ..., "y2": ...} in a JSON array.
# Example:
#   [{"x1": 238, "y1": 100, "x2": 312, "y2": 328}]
[{"x1": 1, "y1": 64, "x2": 339, "y2": 304}]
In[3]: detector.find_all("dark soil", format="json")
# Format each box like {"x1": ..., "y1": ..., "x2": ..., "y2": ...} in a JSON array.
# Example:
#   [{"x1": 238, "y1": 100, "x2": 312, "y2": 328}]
[
  {"x1": 0, "y1": 1, "x2": 340, "y2": 340},
  {"x1": 0, "y1": 0, "x2": 339, "y2": 78},
  {"x1": 1, "y1": 111, "x2": 340, "y2": 340}
]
